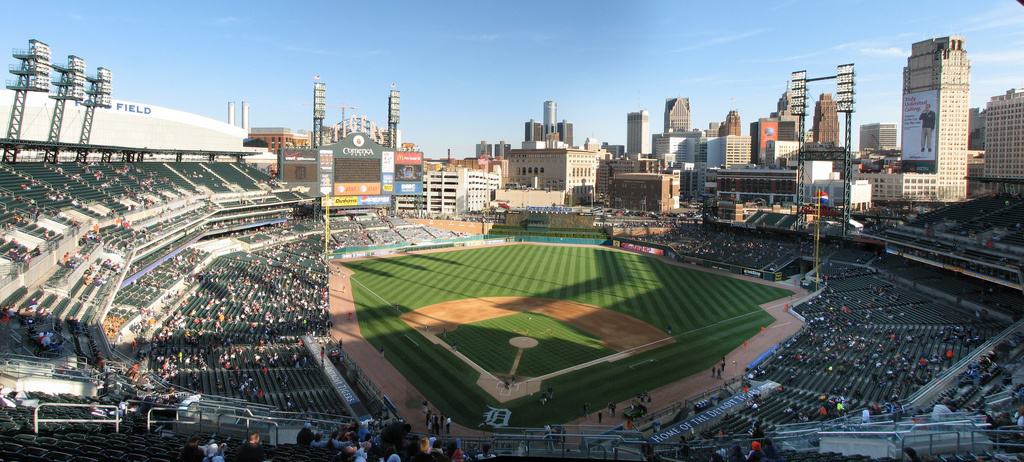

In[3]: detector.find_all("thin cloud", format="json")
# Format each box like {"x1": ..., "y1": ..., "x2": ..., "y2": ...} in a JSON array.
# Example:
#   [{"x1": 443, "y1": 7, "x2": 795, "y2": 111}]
[
  {"x1": 457, "y1": 34, "x2": 500, "y2": 43},
  {"x1": 742, "y1": 50, "x2": 827, "y2": 64},
  {"x1": 971, "y1": 50, "x2": 1024, "y2": 63},
  {"x1": 961, "y1": 2, "x2": 1024, "y2": 32},
  {"x1": 672, "y1": 28, "x2": 769, "y2": 52},
  {"x1": 859, "y1": 47, "x2": 907, "y2": 57},
  {"x1": 213, "y1": 16, "x2": 241, "y2": 25},
  {"x1": 974, "y1": 75, "x2": 1024, "y2": 87}
]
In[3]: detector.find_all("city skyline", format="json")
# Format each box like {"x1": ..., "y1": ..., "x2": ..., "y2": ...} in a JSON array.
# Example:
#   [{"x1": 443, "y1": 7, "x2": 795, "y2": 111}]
[{"x1": 2, "y1": 0, "x2": 1022, "y2": 157}]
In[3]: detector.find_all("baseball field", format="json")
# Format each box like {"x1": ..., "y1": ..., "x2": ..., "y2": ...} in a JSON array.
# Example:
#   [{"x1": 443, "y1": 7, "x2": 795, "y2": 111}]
[{"x1": 344, "y1": 244, "x2": 792, "y2": 427}]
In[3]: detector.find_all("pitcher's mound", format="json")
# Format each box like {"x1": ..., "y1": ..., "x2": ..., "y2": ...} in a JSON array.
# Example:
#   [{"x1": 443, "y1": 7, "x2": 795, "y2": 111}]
[{"x1": 509, "y1": 336, "x2": 539, "y2": 348}]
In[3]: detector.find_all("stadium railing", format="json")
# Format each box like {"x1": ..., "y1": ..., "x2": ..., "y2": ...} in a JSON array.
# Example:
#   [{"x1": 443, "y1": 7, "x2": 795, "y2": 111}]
[
  {"x1": 33, "y1": 402, "x2": 121, "y2": 434},
  {"x1": 905, "y1": 318, "x2": 1024, "y2": 407}
]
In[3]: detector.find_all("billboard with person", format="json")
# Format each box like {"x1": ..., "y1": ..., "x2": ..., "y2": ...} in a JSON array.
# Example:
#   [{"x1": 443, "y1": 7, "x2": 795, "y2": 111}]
[
  {"x1": 757, "y1": 120, "x2": 778, "y2": 164},
  {"x1": 902, "y1": 90, "x2": 939, "y2": 173}
]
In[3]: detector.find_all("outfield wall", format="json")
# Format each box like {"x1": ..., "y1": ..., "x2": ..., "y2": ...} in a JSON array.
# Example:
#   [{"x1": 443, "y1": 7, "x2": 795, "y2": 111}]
[
  {"x1": 407, "y1": 219, "x2": 490, "y2": 235},
  {"x1": 611, "y1": 237, "x2": 785, "y2": 282}
]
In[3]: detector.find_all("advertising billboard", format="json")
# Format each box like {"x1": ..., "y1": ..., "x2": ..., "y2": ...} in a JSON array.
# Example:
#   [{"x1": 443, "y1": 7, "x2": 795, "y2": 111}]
[
  {"x1": 323, "y1": 195, "x2": 392, "y2": 207},
  {"x1": 901, "y1": 90, "x2": 939, "y2": 173},
  {"x1": 394, "y1": 151, "x2": 424, "y2": 196},
  {"x1": 318, "y1": 150, "x2": 333, "y2": 196},
  {"x1": 279, "y1": 148, "x2": 318, "y2": 183},
  {"x1": 317, "y1": 134, "x2": 423, "y2": 202},
  {"x1": 758, "y1": 120, "x2": 778, "y2": 163}
]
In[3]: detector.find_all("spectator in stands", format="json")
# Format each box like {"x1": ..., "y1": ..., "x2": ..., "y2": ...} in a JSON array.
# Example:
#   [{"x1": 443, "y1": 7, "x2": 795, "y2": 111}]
[
  {"x1": 727, "y1": 445, "x2": 745, "y2": 462},
  {"x1": 760, "y1": 439, "x2": 779, "y2": 462},
  {"x1": 381, "y1": 421, "x2": 411, "y2": 451},
  {"x1": 744, "y1": 441, "x2": 763, "y2": 462},
  {"x1": 235, "y1": 431, "x2": 267, "y2": 462},
  {"x1": 297, "y1": 421, "x2": 315, "y2": 446},
  {"x1": 412, "y1": 436, "x2": 434, "y2": 462},
  {"x1": 179, "y1": 436, "x2": 205, "y2": 462},
  {"x1": 202, "y1": 441, "x2": 226, "y2": 462}
]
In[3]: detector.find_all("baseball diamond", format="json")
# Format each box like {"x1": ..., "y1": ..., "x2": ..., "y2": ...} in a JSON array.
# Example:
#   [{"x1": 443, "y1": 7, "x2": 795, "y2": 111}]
[{"x1": 341, "y1": 243, "x2": 793, "y2": 427}]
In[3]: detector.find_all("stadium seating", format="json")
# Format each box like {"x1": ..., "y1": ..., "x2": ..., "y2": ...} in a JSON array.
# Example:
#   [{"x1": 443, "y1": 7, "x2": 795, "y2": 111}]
[{"x1": 689, "y1": 260, "x2": 1007, "y2": 440}]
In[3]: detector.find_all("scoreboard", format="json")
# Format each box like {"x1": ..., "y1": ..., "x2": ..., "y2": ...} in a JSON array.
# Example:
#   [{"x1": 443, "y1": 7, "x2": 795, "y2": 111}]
[{"x1": 277, "y1": 133, "x2": 423, "y2": 204}]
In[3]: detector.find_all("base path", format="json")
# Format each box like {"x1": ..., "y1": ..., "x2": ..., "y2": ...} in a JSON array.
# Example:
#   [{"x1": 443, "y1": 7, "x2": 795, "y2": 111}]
[
  {"x1": 568, "y1": 247, "x2": 807, "y2": 427},
  {"x1": 329, "y1": 242, "x2": 805, "y2": 432},
  {"x1": 401, "y1": 296, "x2": 671, "y2": 352}
]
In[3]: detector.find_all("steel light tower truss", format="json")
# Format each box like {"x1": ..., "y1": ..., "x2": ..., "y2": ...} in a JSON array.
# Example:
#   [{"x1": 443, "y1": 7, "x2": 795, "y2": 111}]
[
  {"x1": 792, "y1": 64, "x2": 856, "y2": 237},
  {"x1": 45, "y1": 55, "x2": 87, "y2": 163},
  {"x1": 313, "y1": 80, "x2": 326, "y2": 148},
  {"x1": 77, "y1": 66, "x2": 112, "y2": 161},
  {"x1": 4, "y1": 39, "x2": 51, "y2": 163},
  {"x1": 387, "y1": 84, "x2": 400, "y2": 149}
]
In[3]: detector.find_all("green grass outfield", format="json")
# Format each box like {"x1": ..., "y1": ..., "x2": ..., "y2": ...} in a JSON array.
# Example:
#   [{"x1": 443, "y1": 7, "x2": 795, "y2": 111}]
[
  {"x1": 444, "y1": 312, "x2": 615, "y2": 378},
  {"x1": 345, "y1": 244, "x2": 792, "y2": 427}
]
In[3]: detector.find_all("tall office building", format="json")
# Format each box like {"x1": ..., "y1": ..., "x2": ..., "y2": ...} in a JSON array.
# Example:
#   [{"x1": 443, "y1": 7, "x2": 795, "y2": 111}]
[
  {"x1": 718, "y1": 110, "x2": 741, "y2": 137},
  {"x1": 775, "y1": 88, "x2": 795, "y2": 117},
  {"x1": 557, "y1": 120, "x2": 574, "y2": 147},
  {"x1": 812, "y1": 93, "x2": 839, "y2": 145},
  {"x1": 627, "y1": 110, "x2": 650, "y2": 156},
  {"x1": 664, "y1": 97, "x2": 691, "y2": 133},
  {"x1": 476, "y1": 140, "x2": 493, "y2": 158},
  {"x1": 494, "y1": 140, "x2": 511, "y2": 158},
  {"x1": 969, "y1": 108, "x2": 986, "y2": 151},
  {"x1": 902, "y1": 35, "x2": 970, "y2": 201},
  {"x1": 524, "y1": 119, "x2": 543, "y2": 142},
  {"x1": 859, "y1": 123, "x2": 898, "y2": 152},
  {"x1": 983, "y1": 89, "x2": 1024, "y2": 179},
  {"x1": 543, "y1": 101, "x2": 557, "y2": 137},
  {"x1": 706, "y1": 122, "x2": 721, "y2": 138}
]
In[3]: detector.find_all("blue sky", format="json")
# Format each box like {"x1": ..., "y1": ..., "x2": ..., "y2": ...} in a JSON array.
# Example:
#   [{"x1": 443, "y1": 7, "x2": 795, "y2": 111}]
[{"x1": 3, "y1": 0, "x2": 1023, "y2": 157}]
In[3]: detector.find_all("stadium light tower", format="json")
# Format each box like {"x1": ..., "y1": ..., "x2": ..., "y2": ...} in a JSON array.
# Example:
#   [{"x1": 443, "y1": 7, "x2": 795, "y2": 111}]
[
  {"x1": 791, "y1": 64, "x2": 855, "y2": 237},
  {"x1": 387, "y1": 84, "x2": 400, "y2": 149},
  {"x1": 4, "y1": 39, "x2": 52, "y2": 163},
  {"x1": 313, "y1": 77, "x2": 326, "y2": 148},
  {"x1": 79, "y1": 67, "x2": 112, "y2": 145},
  {"x1": 835, "y1": 63, "x2": 856, "y2": 235},
  {"x1": 44, "y1": 54, "x2": 87, "y2": 163},
  {"x1": 77, "y1": 66, "x2": 112, "y2": 162},
  {"x1": 789, "y1": 71, "x2": 807, "y2": 209}
]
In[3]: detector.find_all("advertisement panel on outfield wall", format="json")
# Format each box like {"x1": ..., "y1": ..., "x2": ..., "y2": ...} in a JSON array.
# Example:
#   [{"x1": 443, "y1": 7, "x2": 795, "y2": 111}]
[
  {"x1": 901, "y1": 90, "x2": 939, "y2": 174},
  {"x1": 322, "y1": 195, "x2": 391, "y2": 207}
]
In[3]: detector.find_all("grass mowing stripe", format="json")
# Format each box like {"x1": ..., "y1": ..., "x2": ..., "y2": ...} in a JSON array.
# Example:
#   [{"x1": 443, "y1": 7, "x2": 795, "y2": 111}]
[{"x1": 347, "y1": 245, "x2": 793, "y2": 427}]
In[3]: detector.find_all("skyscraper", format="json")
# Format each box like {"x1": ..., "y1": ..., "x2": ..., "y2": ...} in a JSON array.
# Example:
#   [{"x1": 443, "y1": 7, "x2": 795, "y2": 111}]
[
  {"x1": 476, "y1": 140, "x2": 493, "y2": 158},
  {"x1": 983, "y1": 89, "x2": 1024, "y2": 179},
  {"x1": 627, "y1": 110, "x2": 650, "y2": 156},
  {"x1": 706, "y1": 122, "x2": 721, "y2": 138},
  {"x1": 859, "y1": 123, "x2": 898, "y2": 152},
  {"x1": 902, "y1": 35, "x2": 970, "y2": 201},
  {"x1": 524, "y1": 119, "x2": 543, "y2": 142},
  {"x1": 543, "y1": 101, "x2": 557, "y2": 138},
  {"x1": 812, "y1": 93, "x2": 839, "y2": 145},
  {"x1": 775, "y1": 88, "x2": 794, "y2": 117},
  {"x1": 718, "y1": 110, "x2": 741, "y2": 137},
  {"x1": 557, "y1": 120, "x2": 574, "y2": 147},
  {"x1": 663, "y1": 97, "x2": 691, "y2": 133},
  {"x1": 969, "y1": 108, "x2": 986, "y2": 151}
]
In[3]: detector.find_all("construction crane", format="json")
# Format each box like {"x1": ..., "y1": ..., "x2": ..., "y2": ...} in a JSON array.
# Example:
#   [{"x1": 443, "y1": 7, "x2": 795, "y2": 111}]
[
  {"x1": 337, "y1": 104, "x2": 358, "y2": 138},
  {"x1": 338, "y1": 104, "x2": 358, "y2": 122}
]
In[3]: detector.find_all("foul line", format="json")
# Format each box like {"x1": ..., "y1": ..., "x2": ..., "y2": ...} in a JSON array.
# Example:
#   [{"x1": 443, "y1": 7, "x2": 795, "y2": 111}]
[{"x1": 350, "y1": 276, "x2": 402, "y2": 315}]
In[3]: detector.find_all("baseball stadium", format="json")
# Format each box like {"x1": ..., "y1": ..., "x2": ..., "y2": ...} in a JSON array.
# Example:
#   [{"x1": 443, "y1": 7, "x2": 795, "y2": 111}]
[{"x1": 1, "y1": 33, "x2": 1024, "y2": 462}]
